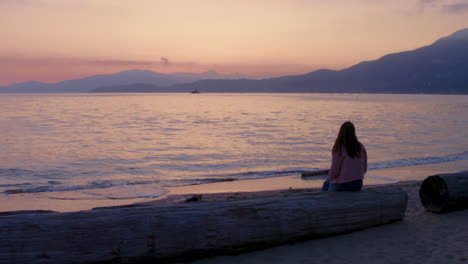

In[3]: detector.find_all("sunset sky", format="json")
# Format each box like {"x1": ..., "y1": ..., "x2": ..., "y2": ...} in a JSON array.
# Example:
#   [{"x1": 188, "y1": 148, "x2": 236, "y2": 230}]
[{"x1": 1, "y1": 0, "x2": 467, "y2": 85}]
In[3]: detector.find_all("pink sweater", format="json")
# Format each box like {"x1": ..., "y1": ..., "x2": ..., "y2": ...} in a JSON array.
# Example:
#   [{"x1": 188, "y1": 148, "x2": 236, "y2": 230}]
[{"x1": 329, "y1": 144, "x2": 367, "y2": 184}]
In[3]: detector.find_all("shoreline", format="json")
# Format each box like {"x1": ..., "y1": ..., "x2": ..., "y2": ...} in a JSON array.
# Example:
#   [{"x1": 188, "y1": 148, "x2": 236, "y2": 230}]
[{"x1": 0, "y1": 159, "x2": 466, "y2": 213}]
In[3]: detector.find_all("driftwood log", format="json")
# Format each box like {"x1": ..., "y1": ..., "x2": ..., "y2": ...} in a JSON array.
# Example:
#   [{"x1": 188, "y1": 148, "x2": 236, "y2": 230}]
[
  {"x1": 419, "y1": 171, "x2": 468, "y2": 213},
  {"x1": 301, "y1": 169, "x2": 329, "y2": 178},
  {"x1": 0, "y1": 187, "x2": 407, "y2": 264}
]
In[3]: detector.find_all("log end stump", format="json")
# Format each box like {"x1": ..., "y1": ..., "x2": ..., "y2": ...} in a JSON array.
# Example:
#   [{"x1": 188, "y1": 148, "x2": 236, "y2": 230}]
[
  {"x1": 419, "y1": 172, "x2": 468, "y2": 213},
  {"x1": 419, "y1": 175, "x2": 449, "y2": 213}
]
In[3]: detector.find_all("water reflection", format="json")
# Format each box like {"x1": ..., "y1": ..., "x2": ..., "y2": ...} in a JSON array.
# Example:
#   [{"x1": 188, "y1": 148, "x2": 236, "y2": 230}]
[{"x1": 0, "y1": 93, "x2": 467, "y2": 197}]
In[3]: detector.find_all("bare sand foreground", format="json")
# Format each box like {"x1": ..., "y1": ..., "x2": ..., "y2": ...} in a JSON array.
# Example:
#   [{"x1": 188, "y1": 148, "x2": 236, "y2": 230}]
[{"x1": 184, "y1": 181, "x2": 468, "y2": 264}]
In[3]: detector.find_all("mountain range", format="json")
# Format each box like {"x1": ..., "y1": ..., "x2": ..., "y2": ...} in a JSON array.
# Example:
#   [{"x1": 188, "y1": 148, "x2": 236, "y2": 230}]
[
  {"x1": 2, "y1": 28, "x2": 468, "y2": 94},
  {"x1": 94, "y1": 28, "x2": 468, "y2": 94},
  {"x1": 0, "y1": 70, "x2": 247, "y2": 93}
]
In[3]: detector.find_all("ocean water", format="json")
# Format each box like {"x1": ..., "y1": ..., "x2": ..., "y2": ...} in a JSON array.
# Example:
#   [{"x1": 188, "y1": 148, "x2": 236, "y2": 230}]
[{"x1": 0, "y1": 93, "x2": 467, "y2": 201}]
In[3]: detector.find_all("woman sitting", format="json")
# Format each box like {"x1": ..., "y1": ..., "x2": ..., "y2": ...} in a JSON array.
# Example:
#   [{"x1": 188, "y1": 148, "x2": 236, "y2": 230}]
[{"x1": 322, "y1": 121, "x2": 367, "y2": 192}]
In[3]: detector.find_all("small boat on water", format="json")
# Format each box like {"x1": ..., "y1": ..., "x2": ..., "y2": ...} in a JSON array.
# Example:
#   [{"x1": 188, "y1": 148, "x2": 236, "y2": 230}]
[{"x1": 191, "y1": 89, "x2": 200, "y2": 94}]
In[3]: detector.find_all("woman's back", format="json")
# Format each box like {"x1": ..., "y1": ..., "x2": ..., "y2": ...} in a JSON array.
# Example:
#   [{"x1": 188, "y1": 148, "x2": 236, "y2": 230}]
[
  {"x1": 329, "y1": 144, "x2": 367, "y2": 183},
  {"x1": 322, "y1": 121, "x2": 367, "y2": 192}
]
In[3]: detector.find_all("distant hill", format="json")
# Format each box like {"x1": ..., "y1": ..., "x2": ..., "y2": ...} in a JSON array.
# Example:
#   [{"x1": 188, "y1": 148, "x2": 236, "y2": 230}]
[
  {"x1": 0, "y1": 70, "x2": 248, "y2": 93},
  {"x1": 161, "y1": 28, "x2": 468, "y2": 94},
  {"x1": 96, "y1": 28, "x2": 468, "y2": 94},
  {"x1": 3, "y1": 28, "x2": 468, "y2": 94},
  {"x1": 93, "y1": 83, "x2": 169, "y2": 93}
]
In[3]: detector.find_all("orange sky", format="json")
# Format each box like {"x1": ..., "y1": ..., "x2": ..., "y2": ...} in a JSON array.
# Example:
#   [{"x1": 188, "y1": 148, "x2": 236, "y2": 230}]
[{"x1": 1, "y1": 0, "x2": 468, "y2": 85}]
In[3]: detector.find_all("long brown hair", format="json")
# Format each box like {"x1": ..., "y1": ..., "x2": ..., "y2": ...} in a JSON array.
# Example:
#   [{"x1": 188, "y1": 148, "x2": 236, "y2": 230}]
[{"x1": 333, "y1": 121, "x2": 362, "y2": 158}]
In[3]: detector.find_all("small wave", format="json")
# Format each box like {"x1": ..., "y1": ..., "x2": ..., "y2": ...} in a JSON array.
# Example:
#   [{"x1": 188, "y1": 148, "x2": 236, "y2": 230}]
[
  {"x1": 163, "y1": 168, "x2": 318, "y2": 187},
  {"x1": 369, "y1": 151, "x2": 468, "y2": 170},
  {"x1": 4, "y1": 186, "x2": 55, "y2": 194},
  {"x1": 0, "y1": 168, "x2": 35, "y2": 177},
  {"x1": 3, "y1": 179, "x2": 161, "y2": 195},
  {"x1": 0, "y1": 167, "x2": 79, "y2": 180},
  {"x1": 46, "y1": 189, "x2": 170, "y2": 200},
  {"x1": 47, "y1": 181, "x2": 62, "y2": 185},
  {"x1": 164, "y1": 177, "x2": 237, "y2": 187},
  {"x1": 225, "y1": 169, "x2": 312, "y2": 179},
  {"x1": 0, "y1": 182, "x2": 33, "y2": 188}
]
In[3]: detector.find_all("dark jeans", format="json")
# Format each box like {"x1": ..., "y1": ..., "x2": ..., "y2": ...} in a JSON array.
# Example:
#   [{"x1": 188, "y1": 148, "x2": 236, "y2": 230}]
[{"x1": 321, "y1": 178, "x2": 363, "y2": 192}]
